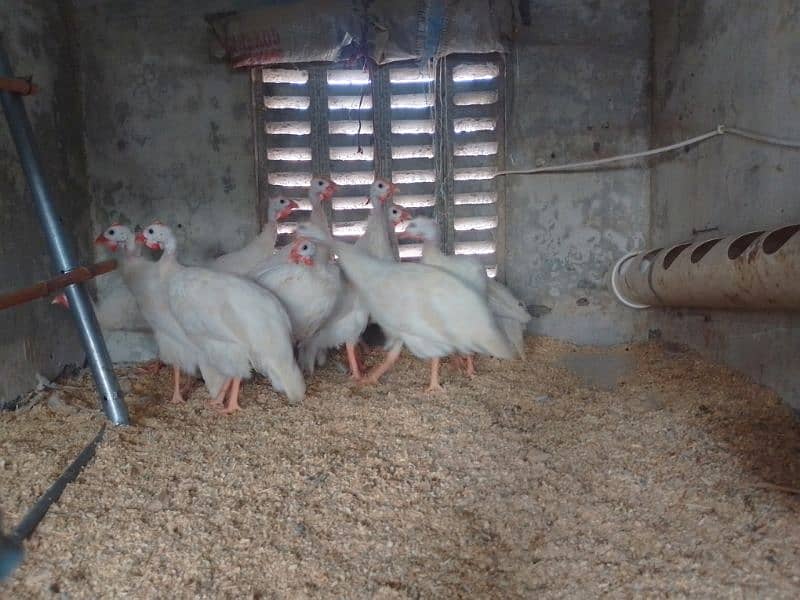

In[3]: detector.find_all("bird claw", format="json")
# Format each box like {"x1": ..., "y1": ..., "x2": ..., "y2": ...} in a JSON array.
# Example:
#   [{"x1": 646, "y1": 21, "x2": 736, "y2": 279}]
[
  {"x1": 169, "y1": 392, "x2": 186, "y2": 404},
  {"x1": 357, "y1": 376, "x2": 379, "y2": 387},
  {"x1": 425, "y1": 383, "x2": 445, "y2": 394},
  {"x1": 215, "y1": 403, "x2": 239, "y2": 415}
]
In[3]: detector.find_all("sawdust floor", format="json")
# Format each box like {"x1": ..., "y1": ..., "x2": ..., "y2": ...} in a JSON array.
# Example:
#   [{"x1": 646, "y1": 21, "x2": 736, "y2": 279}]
[{"x1": 2, "y1": 338, "x2": 800, "y2": 598}]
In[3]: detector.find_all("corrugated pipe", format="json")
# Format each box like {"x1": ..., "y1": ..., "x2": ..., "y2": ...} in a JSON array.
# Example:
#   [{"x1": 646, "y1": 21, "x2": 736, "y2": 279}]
[{"x1": 611, "y1": 224, "x2": 800, "y2": 310}]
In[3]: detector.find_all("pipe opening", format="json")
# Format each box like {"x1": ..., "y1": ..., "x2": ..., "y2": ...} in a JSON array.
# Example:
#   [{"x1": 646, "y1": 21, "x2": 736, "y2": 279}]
[
  {"x1": 690, "y1": 238, "x2": 722, "y2": 263},
  {"x1": 640, "y1": 248, "x2": 662, "y2": 273},
  {"x1": 762, "y1": 224, "x2": 800, "y2": 255},
  {"x1": 663, "y1": 243, "x2": 692, "y2": 270},
  {"x1": 727, "y1": 231, "x2": 764, "y2": 260}
]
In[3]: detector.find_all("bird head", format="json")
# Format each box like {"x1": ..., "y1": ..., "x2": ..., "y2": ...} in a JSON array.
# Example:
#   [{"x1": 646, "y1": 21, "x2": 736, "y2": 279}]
[
  {"x1": 398, "y1": 216, "x2": 438, "y2": 242},
  {"x1": 310, "y1": 176, "x2": 337, "y2": 202},
  {"x1": 135, "y1": 221, "x2": 171, "y2": 251},
  {"x1": 269, "y1": 196, "x2": 299, "y2": 222},
  {"x1": 388, "y1": 204, "x2": 413, "y2": 227},
  {"x1": 370, "y1": 178, "x2": 398, "y2": 205},
  {"x1": 289, "y1": 238, "x2": 316, "y2": 266},
  {"x1": 94, "y1": 223, "x2": 134, "y2": 252}
]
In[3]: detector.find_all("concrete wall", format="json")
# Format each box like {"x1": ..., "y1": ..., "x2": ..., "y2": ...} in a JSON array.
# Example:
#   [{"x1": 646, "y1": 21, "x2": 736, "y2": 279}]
[
  {"x1": 0, "y1": 1, "x2": 92, "y2": 405},
  {"x1": 74, "y1": 0, "x2": 266, "y2": 267},
  {"x1": 71, "y1": 0, "x2": 269, "y2": 360},
  {"x1": 504, "y1": 0, "x2": 651, "y2": 345},
  {"x1": 649, "y1": 1, "x2": 800, "y2": 411}
]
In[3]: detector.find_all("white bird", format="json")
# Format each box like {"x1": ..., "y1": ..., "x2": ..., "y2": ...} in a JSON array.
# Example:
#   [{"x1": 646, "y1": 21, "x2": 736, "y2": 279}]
[
  {"x1": 401, "y1": 216, "x2": 531, "y2": 362},
  {"x1": 251, "y1": 236, "x2": 342, "y2": 346},
  {"x1": 94, "y1": 224, "x2": 226, "y2": 403},
  {"x1": 355, "y1": 178, "x2": 400, "y2": 260},
  {"x1": 138, "y1": 222, "x2": 305, "y2": 413},
  {"x1": 299, "y1": 200, "x2": 411, "y2": 378},
  {"x1": 211, "y1": 196, "x2": 298, "y2": 276},
  {"x1": 296, "y1": 222, "x2": 514, "y2": 391}
]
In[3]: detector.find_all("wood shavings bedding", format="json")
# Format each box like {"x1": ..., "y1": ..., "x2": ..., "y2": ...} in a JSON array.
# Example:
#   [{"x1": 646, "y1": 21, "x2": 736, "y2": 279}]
[{"x1": 1, "y1": 338, "x2": 799, "y2": 598}]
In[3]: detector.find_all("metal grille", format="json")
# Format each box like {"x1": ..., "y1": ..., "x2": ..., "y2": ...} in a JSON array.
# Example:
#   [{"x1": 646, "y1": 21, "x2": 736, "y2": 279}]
[{"x1": 255, "y1": 55, "x2": 505, "y2": 276}]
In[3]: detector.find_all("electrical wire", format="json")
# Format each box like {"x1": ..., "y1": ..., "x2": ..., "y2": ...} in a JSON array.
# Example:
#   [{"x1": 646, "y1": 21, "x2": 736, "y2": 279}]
[{"x1": 493, "y1": 124, "x2": 800, "y2": 178}]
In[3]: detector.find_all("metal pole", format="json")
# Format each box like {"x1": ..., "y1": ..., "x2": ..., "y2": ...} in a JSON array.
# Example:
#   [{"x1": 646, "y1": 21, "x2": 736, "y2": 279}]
[{"x1": 0, "y1": 37, "x2": 128, "y2": 425}]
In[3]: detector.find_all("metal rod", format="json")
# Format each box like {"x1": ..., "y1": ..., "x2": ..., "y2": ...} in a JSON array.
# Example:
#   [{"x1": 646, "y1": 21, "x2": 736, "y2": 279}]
[
  {"x1": 0, "y1": 259, "x2": 117, "y2": 311},
  {"x1": 0, "y1": 37, "x2": 128, "y2": 425},
  {"x1": 12, "y1": 425, "x2": 106, "y2": 544}
]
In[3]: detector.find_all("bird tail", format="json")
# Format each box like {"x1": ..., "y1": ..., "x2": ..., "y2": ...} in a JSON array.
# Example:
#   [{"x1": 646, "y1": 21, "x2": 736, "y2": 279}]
[
  {"x1": 488, "y1": 279, "x2": 531, "y2": 323},
  {"x1": 260, "y1": 358, "x2": 306, "y2": 405},
  {"x1": 498, "y1": 316, "x2": 526, "y2": 359}
]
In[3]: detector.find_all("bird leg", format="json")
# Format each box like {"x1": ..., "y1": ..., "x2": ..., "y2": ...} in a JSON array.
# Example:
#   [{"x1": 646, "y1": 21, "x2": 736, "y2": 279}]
[
  {"x1": 345, "y1": 343, "x2": 362, "y2": 380},
  {"x1": 449, "y1": 355, "x2": 476, "y2": 378},
  {"x1": 464, "y1": 355, "x2": 476, "y2": 379},
  {"x1": 206, "y1": 378, "x2": 231, "y2": 408},
  {"x1": 135, "y1": 359, "x2": 163, "y2": 375},
  {"x1": 180, "y1": 375, "x2": 197, "y2": 398},
  {"x1": 169, "y1": 365, "x2": 185, "y2": 404},
  {"x1": 218, "y1": 378, "x2": 242, "y2": 415},
  {"x1": 359, "y1": 343, "x2": 402, "y2": 386},
  {"x1": 426, "y1": 358, "x2": 444, "y2": 393}
]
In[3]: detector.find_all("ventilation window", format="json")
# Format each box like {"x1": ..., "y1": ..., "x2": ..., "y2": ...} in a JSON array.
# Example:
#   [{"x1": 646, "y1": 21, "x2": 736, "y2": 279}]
[
  {"x1": 258, "y1": 55, "x2": 504, "y2": 263},
  {"x1": 762, "y1": 225, "x2": 800, "y2": 255},
  {"x1": 728, "y1": 231, "x2": 764, "y2": 260},
  {"x1": 690, "y1": 238, "x2": 722, "y2": 263},
  {"x1": 662, "y1": 243, "x2": 692, "y2": 269}
]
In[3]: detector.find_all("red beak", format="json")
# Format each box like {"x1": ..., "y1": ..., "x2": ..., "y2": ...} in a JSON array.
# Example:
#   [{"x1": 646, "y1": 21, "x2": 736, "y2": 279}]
[
  {"x1": 94, "y1": 233, "x2": 108, "y2": 245},
  {"x1": 135, "y1": 231, "x2": 146, "y2": 244},
  {"x1": 400, "y1": 209, "x2": 412, "y2": 222},
  {"x1": 51, "y1": 293, "x2": 69, "y2": 309},
  {"x1": 389, "y1": 183, "x2": 399, "y2": 196},
  {"x1": 321, "y1": 182, "x2": 338, "y2": 201},
  {"x1": 277, "y1": 199, "x2": 300, "y2": 221}
]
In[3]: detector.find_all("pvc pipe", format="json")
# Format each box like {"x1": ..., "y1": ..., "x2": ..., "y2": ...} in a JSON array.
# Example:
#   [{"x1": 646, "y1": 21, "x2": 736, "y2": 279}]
[
  {"x1": 0, "y1": 38, "x2": 128, "y2": 425},
  {"x1": 611, "y1": 224, "x2": 800, "y2": 311}
]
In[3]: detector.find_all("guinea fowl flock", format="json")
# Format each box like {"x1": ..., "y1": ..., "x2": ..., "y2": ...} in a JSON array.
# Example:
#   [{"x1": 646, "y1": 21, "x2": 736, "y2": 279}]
[{"x1": 60, "y1": 176, "x2": 531, "y2": 414}]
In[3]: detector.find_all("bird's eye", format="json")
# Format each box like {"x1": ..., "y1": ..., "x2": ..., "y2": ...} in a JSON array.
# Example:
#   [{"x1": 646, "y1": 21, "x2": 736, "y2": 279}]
[
  {"x1": 302, "y1": 244, "x2": 308, "y2": 251},
  {"x1": 318, "y1": 180, "x2": 324, "y2": 186},
  {"x1": 378, "y1": 183, "x2": 384, "y2": 188},
  {"x1": 148, "y1": 228, "x2": 154, "y2": 235},
  {"x1": 108, "y1": 229, "x2": 115, "y2": 236}
]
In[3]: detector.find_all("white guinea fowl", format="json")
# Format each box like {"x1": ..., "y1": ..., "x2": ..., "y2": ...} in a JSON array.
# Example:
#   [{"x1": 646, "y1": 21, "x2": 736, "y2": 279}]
[
  {"x1": 299, "y1": 201, "x2": 411, "y2": 378},
  {"x1": 401, "y1": 216, "x2": 532, "y2": 361},
  {"x1": 251, "y1": 236, "x2": 341, "y2": 346},
  {"x1": 355, "y1": 178, "x2": 400, "y2": 260},
  {"x1": 95, "y1": 224, "x2": 226, "y2": 403},
  {"x1": 139, "y1": 222, "x2": 305, "y2": 413},
  {"x1": 296, "y1": 222, "x2": 514, "y2": 391},
  {"x1": 211, "y1": 196, "x2": 298, "y2": 276}
]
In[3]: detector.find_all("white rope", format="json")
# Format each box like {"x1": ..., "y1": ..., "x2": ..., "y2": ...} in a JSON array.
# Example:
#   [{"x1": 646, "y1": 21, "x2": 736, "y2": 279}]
[{"x1": 493, "y1": 124, "x2": 800, "y2": 177}]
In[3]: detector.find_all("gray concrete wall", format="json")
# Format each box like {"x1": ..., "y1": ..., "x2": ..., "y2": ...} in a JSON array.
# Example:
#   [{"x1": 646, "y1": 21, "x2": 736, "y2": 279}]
[
  {"x1": 504, "y1": 0, "x2": 651, "y2": 345},
  {"x1": 73, "y1": 0, "x2": 265, "y2": 268},
  {"x1": 72, "y1": 0, "x2": 268, "y2": 360},
  {"x1": 0, "y1": 1, "x2": 92, "y2": 405},
  {"x1": 649, "y1": 1, "x2": 800, "y2": 411}
]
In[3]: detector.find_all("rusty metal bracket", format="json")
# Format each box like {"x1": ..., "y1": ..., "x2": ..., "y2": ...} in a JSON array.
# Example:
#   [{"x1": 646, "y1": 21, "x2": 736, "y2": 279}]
[
  {"x1": 0, "y1": 259, "x2": 117, "y2": 312},
  {"x1": 0, "y1": 76, "x2": 38, "y2": 95}
]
